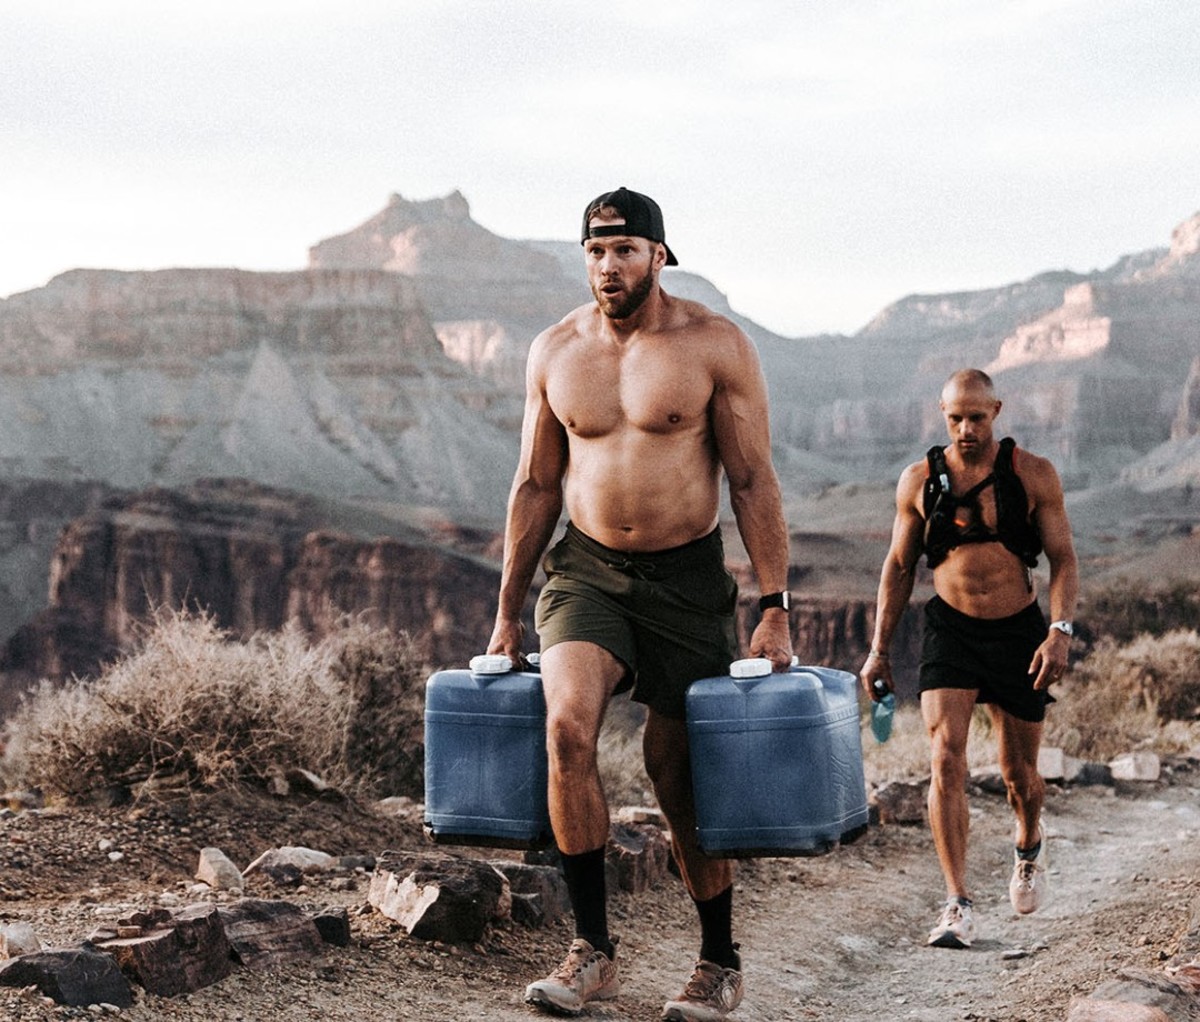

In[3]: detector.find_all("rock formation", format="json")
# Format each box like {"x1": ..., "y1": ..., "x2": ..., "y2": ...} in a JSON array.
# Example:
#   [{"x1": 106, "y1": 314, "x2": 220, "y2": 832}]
[
  {"x1": 1, "y1": 191, "x2": 1199, "y2": 699},
  {"x1": 1, "y1": 481, "x2": 923, "y2": 696},
  {"x1": 1172, "y1": 356, "x2": 1200, "y2": 440},
  {"x1": 0, "y1": 480, "x2": 525, "y2": 686},
  {"x1": 0, "y1": 267, "x2": 521, "y2": 508}
]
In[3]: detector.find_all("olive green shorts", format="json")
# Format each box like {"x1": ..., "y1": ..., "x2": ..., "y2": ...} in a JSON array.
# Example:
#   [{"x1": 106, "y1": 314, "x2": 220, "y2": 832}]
[{"x1": 534, "y1": 522, "x2": 739, "y2": 720}]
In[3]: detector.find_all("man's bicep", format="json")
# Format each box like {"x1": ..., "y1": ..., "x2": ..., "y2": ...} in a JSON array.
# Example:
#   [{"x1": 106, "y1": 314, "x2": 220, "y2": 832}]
[
  {"x1": 888, "y1": 468, "x2": 926, "y2": 561},
  {"x1": 710, "y1": 334, "x2": 774, "y2": 485},
  {"x1": 1030, "y1": 463, "x2": 1075, "y2": 563}
]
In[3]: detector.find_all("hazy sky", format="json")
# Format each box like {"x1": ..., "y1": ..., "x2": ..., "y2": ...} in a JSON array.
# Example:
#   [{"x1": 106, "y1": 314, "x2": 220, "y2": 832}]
[{"x1": 3, "y1": 0, "x2": 1197, "y2": 337}]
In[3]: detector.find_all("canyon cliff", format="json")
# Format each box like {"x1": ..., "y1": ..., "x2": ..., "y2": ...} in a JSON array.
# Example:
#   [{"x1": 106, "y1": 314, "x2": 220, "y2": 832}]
[
  {"x1": 1, "y1": 192, "x2": 1197, "y2": 711},
  {"x1": 1, "y1": 482, "x2": 923, "y2": 704}
]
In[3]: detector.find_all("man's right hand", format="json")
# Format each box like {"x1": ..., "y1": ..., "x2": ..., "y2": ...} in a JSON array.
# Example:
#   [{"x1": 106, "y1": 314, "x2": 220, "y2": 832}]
[
  {"x1": 486, "y1": 618, "x2": 527, "y2": 667},
  {"x1": 859, "y1": 651, "x2": 894, "y2": 702}
]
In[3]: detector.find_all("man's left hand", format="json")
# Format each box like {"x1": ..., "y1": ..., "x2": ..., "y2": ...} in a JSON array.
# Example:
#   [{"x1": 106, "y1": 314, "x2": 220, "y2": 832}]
[
  {"x1": 749, "y1": 613, "x2": 793, "y2": 672},
  {"x1": 1029, "y1": 629, "x2": 1071, "y2": 690}
]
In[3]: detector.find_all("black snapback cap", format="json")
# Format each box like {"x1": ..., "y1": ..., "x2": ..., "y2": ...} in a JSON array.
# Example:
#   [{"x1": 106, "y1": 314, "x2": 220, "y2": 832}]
[{"x1": 580, "y1": 186, "x2": 678, "y2": 266}]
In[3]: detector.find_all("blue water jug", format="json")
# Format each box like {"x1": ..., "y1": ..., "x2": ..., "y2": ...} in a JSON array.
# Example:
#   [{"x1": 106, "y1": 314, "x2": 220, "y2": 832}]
[
  {"x1": 686, "y1": 659, "x2": 869, "y2": 858},
  {"x1": 423, "y1": 654, "x2": 553, "y2": 849}
]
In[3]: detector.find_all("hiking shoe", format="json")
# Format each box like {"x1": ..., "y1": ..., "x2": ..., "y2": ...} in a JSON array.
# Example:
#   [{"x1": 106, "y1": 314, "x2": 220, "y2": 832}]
[
  {"x1": 661, "y1": 958, "x2": 745, "y2": 1021},
  {"x1": 524, "y1": 938, "x2": 619, "y2": 1016},
  {"x1": 1010, "y1": 822, "x2": 1048, "y2": 915},
  {"x1": 927, "y1": 898, "x2": 975, "y2": 949}
]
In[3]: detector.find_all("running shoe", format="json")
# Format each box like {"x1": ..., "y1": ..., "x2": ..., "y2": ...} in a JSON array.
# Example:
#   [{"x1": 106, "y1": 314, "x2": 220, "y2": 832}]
[
  {"x1": 927, "y1": 898, "x2": 975, "y2": 949},
  {"x1": 661, "y1": 958, "x2": 745, "y2": 1021},
  {"x1": 1010, "y1": 821, "x2": 1048, "y2": 914},
  {"x1": 524, "y1": 938, "x2": 619, "y2": 1016}
]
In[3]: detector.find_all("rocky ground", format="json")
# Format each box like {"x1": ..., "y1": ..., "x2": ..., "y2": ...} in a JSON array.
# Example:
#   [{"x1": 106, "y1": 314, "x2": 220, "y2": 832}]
[{"x1": 2, "y1": 764, "x2": 1200, "y2": 1022}]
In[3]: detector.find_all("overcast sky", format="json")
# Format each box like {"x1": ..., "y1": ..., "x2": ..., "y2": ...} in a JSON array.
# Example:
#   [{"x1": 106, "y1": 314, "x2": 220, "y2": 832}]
[{"x1": 3, "y1": 0, "x2": 1197, "y2": 337}]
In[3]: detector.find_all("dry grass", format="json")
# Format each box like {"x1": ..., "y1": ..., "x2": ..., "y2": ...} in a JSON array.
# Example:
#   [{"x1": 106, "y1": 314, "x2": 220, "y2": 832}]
[
  {"x1": 863, "y1": 629, "x2": 1200, "y2": 781},
  {"x1": 0, "y1": 608, "x2": 427, "y2": 802},
  {"x1": 861, "y1": 703, "x2": 1003, "y2": 784},
  {"x1": 2, "y1": 607, "x2": 1196, "y2": 812},
  {"x1": 1044, "y1": 629, "x2": 1200, "y2": 761}
]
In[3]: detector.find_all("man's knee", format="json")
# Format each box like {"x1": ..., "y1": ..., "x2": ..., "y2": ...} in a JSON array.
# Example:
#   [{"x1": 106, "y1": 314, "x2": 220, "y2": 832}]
[
  {"x1": 545, "y1": 714, "x2": 599, "y2": 775},
  {"x1": 642, "y1": 717, "x2": 690, "y2": 797},
  {"x1": 1001, "y1": 760, "x2": 1044, "y2": 806}
]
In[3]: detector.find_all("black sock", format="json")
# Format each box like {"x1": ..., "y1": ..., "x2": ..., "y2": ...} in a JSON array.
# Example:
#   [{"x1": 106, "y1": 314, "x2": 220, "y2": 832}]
[
  {"x1": 1016, "y1": 840, "x2": 1042, "y2": 862},
  {"x1": 695, "y1": 885, "x2": 739, "y2": 970},
  {"x1": 560, "y1": 847, "x2": 612, "y2": 958}
]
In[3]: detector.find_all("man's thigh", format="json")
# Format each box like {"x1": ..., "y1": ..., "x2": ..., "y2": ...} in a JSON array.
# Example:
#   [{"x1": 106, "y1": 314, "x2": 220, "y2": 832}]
[{"x1": 540, "y1": 640, "x2": 626, "y2": 739}]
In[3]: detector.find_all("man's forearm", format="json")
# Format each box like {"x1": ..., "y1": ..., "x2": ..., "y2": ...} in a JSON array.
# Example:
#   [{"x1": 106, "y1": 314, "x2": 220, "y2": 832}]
[
  {"x1": 871, "y1": 559, "x2": 917, "y2": 652},
  {"x1": 496, "y1": 486, "x2": 562, "y2": 622},
  {"x1": 1046, "y1": 555, "x2": 1079, "y2": 627},
  {"x1": 729, "y1": 478, "x2": 790, "y2": 596}
]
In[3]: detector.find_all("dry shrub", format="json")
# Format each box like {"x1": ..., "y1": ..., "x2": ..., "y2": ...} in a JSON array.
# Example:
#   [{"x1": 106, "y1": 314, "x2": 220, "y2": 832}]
[
  {"x1": 1046, "y1": 629, "x2": 1200, "y2": 760},
  {"x1": 0, "y1": 608, "x2": 427, "y2": 802},
  {"x1": 597, "y1": 696, "x2": 653, "y2": 809},
  {"x1": 861, "y1": 703, "x2": 1001, "y2": 785},
  {"x1": 1082, "y1": 577, "x2": 1200, "y2": 645}
]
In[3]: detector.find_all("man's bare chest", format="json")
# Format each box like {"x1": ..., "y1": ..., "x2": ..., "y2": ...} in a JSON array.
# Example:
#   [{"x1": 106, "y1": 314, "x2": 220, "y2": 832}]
[{"x1": 547, "y1": 348, "x2": 714, "y2": 438}]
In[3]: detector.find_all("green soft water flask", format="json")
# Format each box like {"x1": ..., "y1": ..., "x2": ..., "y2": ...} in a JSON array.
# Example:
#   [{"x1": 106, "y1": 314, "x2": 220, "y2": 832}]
[{"x1": 870, "y1": 679, "x2": 896, "y2": 744}]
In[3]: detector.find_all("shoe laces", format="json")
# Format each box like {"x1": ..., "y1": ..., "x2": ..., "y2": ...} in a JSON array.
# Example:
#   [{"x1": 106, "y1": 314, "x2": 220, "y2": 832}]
[
  {"x1": 682, "y1": 960, "x2": 726, "y2": 1000},
  {"x1": 1014, "y1": 859, "x2": 1042, "y2": 889},
  {"x1": 552, "y1": 942, "x2": 597, "y2": 982},
  {"x1": 940, "y1": 900, "x2": 968, "y2": 926}
]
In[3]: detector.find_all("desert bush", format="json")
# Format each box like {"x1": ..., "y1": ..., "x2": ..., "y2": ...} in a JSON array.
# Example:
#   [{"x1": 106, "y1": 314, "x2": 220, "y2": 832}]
[
  {"x1": 597, "y1": 696, "x2": 653, "y2": 809},
  {"x1": 1045, "y1": 629, "x2": 1200, "y2": 760},
  {"x1": 861, "y1": 703, "x2": 1000, "y2": 785},
  {"x1": 0, "y1": 608, "x2": 428, "y2": 802},
  {"x1": 1081, "y1": 577, "x2": 1200, "y2": 646}
]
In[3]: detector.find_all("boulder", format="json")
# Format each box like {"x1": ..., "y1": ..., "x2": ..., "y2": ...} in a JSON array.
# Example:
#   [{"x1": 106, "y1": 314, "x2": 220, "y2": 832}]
[
  {"x1": 96, "y1": 903, "x2": 232, "y2": 997},
  {"x1": 1066, "y1": 998, "x2": 1172, "y2": 1021},
  {"x1": 0, "y1": 945, "x2": 134, "y2": 1007},
  {"x1": 489, "y1": 862, "x2": 569, "y2": 927},
  {"x1": 368, "y1": 852, "x2": 509, "y2": 943},
  {"x1": 244, "y1": 846, "x2": 337, "y2": 877},
  {"x1": 871, "y1": 779, "x2": 929, "y2": 825},
  {"x1": 1109, "y1": 751, "x2": 1161, "y2": 782},
  {"x1": 196, "y1": 846, "x2": 244, "y2": 892},
  {"x1": 607, "y1": 823, "x2": 672, "y2": 895},
  {"x1": 217, "y1": 899, "x2": 325, "y2": 969},
  {"x1": 312, "y1": 906, "x2": 352, "y2": 948},
  {"x1": 0, "y1": 921, "x2": 41, "y2": 958}
]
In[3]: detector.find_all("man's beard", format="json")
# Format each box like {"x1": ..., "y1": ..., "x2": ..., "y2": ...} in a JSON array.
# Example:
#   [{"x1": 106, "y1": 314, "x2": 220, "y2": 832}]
[{"x1": 593, "y1": 267, "x2": 655, "y2": 320}]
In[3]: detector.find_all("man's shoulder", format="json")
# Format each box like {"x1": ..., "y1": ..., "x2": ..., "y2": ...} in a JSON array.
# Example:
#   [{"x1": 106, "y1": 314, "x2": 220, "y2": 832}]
[
  {"x1": 533, "y1": 306, "x2": 593, "y2": 348},
  {"x1": 897, "y1": 459, "x2": 929, "y2": 497},
  {"x1": 1005, "y1": 441, "x2": 1058, "y2": 479},
  {"x1": 1007, "y1": 444, "x2": 1064, "y2": 499},
  {"x1": 663, "y1": 292, "x2": 741, "y2": 334}
]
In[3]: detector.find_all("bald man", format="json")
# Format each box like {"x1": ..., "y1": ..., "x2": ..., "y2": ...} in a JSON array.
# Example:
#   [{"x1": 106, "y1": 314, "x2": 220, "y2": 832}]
[{"x1": 860, "y1": 368, "x2": 1078, "y2": 950}]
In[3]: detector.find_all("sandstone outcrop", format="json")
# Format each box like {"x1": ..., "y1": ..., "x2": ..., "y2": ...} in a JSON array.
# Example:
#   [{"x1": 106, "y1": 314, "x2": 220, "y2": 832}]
[
  {"x1": 0, "y1": 480, "x2": 525, "y2": 685},
  {"x1": 0, "y1": 266, "x2": 521, "y2": 507},
  {"x1": 1, "y1": 480, "x2": 920, "y2": 694}
]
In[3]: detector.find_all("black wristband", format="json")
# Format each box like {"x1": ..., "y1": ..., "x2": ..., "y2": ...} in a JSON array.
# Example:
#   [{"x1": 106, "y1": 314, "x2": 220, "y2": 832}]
[{"x1": 758, "y1": 591, "x2": 790, "y2": 613}]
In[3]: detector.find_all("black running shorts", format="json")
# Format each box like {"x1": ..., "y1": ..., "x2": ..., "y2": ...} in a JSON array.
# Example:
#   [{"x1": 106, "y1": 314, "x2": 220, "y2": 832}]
[{"x1": 919, "y1": 594, "x2": 1054, "y2": 723}]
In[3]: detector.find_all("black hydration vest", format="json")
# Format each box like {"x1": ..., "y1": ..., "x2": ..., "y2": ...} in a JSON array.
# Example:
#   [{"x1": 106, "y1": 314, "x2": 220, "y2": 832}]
[{"x1": 922, "y1": 437, "x2": 1042, "y2": 570}]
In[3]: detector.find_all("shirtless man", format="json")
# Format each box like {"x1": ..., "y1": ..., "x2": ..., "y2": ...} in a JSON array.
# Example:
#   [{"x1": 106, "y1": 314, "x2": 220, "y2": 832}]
[
  {"x1": 487, "y1": 187, "x2": 792, "y2": 1020},
  {"x1": 860, "y1": 368, "x2": 1079, "y2": 949}
]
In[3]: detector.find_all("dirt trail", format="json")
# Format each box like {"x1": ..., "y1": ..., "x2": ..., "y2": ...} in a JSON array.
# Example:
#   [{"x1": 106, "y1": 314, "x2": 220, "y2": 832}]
[{"x1": 3, "y1": 773, "x2": 1200, "y2": 1021}]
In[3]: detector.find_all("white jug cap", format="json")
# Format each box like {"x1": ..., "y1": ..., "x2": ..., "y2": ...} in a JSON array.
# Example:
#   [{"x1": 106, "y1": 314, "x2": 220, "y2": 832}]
[
  {"x1": 526, "y1": 652, "x2": 541, "y2": 666},
  {"x1": 730, "y1": 657, "x2": 773, "y2": 679},
  {"x1": 469, "y1": 654, "x2": 512, "y2": 674}
]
